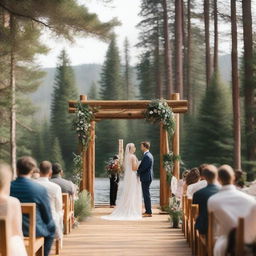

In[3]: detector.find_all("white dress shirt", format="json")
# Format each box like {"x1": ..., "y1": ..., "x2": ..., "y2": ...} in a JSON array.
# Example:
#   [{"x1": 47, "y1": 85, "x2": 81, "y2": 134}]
[
  {"x1": 36, "y1": 177, "x2": 63, "y2": 239},
  {"x1": 244, "y1": 203, "x2": 256, "y2": 244},
  {"x1": 244, "y1": 182, "x2": 256, "y2": 197},
  {"x1": 187, "y1": 179, "x2": 207, "y2": 199},
  {"x1": 208, "y1": 185, "x2": 256, "y2": 256}
]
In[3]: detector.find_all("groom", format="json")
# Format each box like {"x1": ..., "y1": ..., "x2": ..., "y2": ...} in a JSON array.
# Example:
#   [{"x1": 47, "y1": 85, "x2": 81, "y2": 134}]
[{"x1": 137, "y1": 141, "x2": 154, "y2": 217}]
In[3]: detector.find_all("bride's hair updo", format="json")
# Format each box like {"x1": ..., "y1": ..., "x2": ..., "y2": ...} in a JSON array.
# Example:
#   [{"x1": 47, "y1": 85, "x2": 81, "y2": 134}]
[{"x1": 128, "y1": 143, "x2": 135, "y2": 153}]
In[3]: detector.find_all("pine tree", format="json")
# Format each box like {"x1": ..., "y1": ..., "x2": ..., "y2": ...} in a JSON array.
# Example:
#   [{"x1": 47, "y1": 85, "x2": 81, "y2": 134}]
[
  {"x1": 97, "y1": 34, "x2": 127, "y2": 175},
  {"x1": 100, "y1": 34, "x2": 123, "y2": 100},
  {"x1": 192, "y1": 73, "x2": 233, "y2": 166},
  {"x1": 51, "y1": 49, "x2": 78, "y2": 172},
  {"x1": 88, "y1": 81, "x2": 98, "y2": 100},
  {"x1": 49, "y1": 137, "x2": 65, "y2": 170}
]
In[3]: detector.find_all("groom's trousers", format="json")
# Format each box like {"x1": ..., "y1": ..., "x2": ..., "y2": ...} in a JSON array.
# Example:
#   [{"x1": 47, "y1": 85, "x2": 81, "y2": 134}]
[{"x1": 142, "y1": 181, "x2": 152, "y2": 214}]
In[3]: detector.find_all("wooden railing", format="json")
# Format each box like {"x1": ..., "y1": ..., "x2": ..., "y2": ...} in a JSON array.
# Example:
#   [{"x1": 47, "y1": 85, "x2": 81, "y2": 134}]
[
  {"x1": 62, "y1": 193, "x2": 74, "y2": 235},
  {"x1": 181, "y1": 195, "x2": 245, "y2": 256}
]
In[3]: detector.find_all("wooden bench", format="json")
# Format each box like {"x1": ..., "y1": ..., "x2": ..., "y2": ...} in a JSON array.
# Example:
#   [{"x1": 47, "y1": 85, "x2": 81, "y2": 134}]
[
  {"x1": 62, "y1": 193, "x2": 74, "y2": 235},
  {"x1": 21, "y1": 203, "x2": 44, "y2": 256},
  {"x1": 0, "y1": 217, "x2": 8, "y2": 256},
  {"x1": 191, "y1": 204, "x2": 199, "y2": 255},
  {"x1": 236, "y1": 218, "x2": 245, "y2": 256}
]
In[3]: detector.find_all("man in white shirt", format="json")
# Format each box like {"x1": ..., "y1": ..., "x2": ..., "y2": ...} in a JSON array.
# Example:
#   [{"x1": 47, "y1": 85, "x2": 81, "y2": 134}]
[
  {"x1": 37, "y1": 161, "x2": 63, "y2": 240},
  {"x1": 208, "y1": 165, "x2": 256, "y2": 256},
  {"x1": 187, "y1": 164, "x2": 208, "y2": 198}
]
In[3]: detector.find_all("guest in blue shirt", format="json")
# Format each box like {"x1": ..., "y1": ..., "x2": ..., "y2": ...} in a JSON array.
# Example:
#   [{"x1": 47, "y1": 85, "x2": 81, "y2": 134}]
[
  {"x1": 10, "y1": 156, "x2": 56, "y2": 256},
  {"x1": 193, "y1": 164, "x2": 220, "y2": 235}
]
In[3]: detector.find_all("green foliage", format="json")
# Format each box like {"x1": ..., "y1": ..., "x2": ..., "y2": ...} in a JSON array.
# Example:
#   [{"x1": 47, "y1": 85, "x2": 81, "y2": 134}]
[
  {"x1": 88, "y1": 82, "x2": 98, "y2": 100},
  {"x1": 0, "y1": 0, "x2": 118, "y2": 40},
  {"x1": 49, "y1": 137, "x2": 65, "y2": 169},
  {"x1": 51, "y1": 50, "x2": 78, "y2": 171},
  {"x1": 100, "y1": 34, "x2": 124, "y2": 100},
  {"x1": 72, "y1": 102, "x2": 96, "y2": 149},
  {"x1": 192, "y1": 73, "x2": 233, "y2": 166},
  {"x1": 72, "y1": 153, "x2": 82, "y2": 186},
  {"x1": 74, "y1": 190, "x2": 92, "y2": 221},
  {"x1": 163, "y1": 153, "x2": 180, "y2": 183}
]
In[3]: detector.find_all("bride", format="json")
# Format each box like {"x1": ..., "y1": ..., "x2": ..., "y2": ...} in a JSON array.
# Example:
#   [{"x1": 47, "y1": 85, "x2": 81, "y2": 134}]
[{"x1": 102, "y1": 143, "x2": 142, "y2": 220}]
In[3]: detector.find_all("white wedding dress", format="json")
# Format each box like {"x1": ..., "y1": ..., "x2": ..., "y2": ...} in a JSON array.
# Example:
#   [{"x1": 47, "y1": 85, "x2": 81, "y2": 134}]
[{"x1": 102, "y1": 144, "x2": 142, "y2": 220}]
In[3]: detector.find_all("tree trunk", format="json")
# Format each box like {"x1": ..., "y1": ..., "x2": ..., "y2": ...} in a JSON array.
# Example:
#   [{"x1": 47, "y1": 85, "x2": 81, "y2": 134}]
[
  {"x1": 242, "y1": 0, "x2": 255, "y2": 180},
  {"x1": 175, "y1": 0, "x2": 184, "y2": 98},
  {"x1": 186, "y1": 0, "x2": 192, "y2": 113},
  {"x1": 154, "y1": 20, "x2": 162, "y2": 98},
  {"x1": 162, "y1": 0, "x2": 173, "y2": 99},
  {"x1": 213, "y1": 0, "x2": 218, "y2": 72},
  {"x1": 231, "y1": 0, "x2": 241, "y2": 170},
  {"x1": 10, "y1": 14, "x2": 16, "y2": 176},
  {"x1": 204, "y1": 0, "x2": 211, "y2": 88},
  {"x1": 124, "y1": 38, "x2": 130, "y2": 99}
]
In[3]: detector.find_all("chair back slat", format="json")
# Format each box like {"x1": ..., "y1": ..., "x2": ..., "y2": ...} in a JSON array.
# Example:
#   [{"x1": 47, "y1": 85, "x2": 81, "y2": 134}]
[
  {"x1": 21, "y1": 203, "x2": 36, "y2": 255},
  {"x1": 208, "y1": 211, "x2": 214, "y2": 256},
  {"x1": 235, "y1": 217, "x2": 244, "y2": 256},
  {"x1": 0, "y1": 217, "x2": 8, "y2": 256}
]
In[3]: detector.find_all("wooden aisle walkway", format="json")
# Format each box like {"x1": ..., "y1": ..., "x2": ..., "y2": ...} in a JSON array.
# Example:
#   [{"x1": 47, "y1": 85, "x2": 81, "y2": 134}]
[{"x1": 61, "y1": 207, "x2": 191, "y2": 256}]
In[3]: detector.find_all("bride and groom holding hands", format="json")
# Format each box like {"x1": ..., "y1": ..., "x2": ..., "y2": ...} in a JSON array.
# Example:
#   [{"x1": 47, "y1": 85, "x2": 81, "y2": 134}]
[{"x1": 102, "y1": 141, "x2": 154, "y2": 220}]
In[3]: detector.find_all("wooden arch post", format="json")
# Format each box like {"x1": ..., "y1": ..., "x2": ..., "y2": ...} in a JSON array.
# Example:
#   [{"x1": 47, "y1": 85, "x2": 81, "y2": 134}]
[
  {"x1": 79, "y1": 95, "x2": 95, "y2": 205},
  {"x1": 159, "y1": 93, "x2": 180, "y2": 208}
]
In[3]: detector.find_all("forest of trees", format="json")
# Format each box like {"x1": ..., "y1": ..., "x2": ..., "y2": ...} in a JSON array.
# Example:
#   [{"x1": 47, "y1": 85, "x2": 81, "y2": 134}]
[{"x1": 1, "y1": 0, "x2": 256, "y2": 181}]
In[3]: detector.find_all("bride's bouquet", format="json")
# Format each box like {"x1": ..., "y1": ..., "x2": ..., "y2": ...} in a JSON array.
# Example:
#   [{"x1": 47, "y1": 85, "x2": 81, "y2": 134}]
[{"x1": 105, "y1": 157, "x2": 123, "y2": 177}]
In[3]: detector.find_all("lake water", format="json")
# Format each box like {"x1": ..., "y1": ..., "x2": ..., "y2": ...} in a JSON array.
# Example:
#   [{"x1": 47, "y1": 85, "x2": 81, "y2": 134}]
[{"x1": 95, "y1": 178, "x2": 160, "y2": 205}]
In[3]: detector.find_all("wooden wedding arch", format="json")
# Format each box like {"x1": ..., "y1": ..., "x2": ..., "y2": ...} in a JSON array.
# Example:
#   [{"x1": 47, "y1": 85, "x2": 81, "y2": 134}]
[{"x1": 68, "y1": 93, "x2": 188, "y2": 208}]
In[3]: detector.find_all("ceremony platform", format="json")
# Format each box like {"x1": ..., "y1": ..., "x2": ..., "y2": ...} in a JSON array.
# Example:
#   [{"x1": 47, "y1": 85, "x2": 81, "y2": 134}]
[{"x1": 61, "y1": 207, "x2": 191, "y2": 256}]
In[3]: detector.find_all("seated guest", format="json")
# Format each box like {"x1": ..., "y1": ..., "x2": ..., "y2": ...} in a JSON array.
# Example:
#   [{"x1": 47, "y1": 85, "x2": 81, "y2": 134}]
[
  {"x1": 185, "y1": 168, "x2": 200, "y2": 197},
  {"x1": 31, "y1": 167, "x2": 40, "y2": 179},
  {"x1": 187, "y1": 164, "x2": 208, "y2": 198},
  {"x1": 36, "y1": 161, "x2": 63, "y2": 241},
  {"x1": 172, "y1": 169, "x2": 189, "y2": 199},
  {"x1": 208, "y1": 165, "x2": 255, "y2": 256},
  {"x1": 51, "y1": 163, "x2": 76, "y2": 196},
  {"x1": 244, "y1": 178, "x2": 256, "y2": 197},
  {"x1": 0, "y1": 162, "x2": 27, "y2": 256},
  {"x1": 244, "y1": 203, "x2": 256, "y2": 246},
  {"x1": 10, "y1": 156, "x2": 56, "y2": 256},
  {"x1": 193, "y1": 165, "x2": 220, "y2": 235}
]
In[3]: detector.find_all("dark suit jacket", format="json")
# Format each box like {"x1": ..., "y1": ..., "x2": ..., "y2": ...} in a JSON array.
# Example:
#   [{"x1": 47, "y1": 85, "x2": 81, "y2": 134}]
[
  {"x1": 137, "y1": 151, "x2": 154, "y2": 183},
  {"x1": 193, "y1": 184, "x2": 220, "y2": 235},
  {"x1": 10, "y1": 177, "x2": 56, "y2": 237}
]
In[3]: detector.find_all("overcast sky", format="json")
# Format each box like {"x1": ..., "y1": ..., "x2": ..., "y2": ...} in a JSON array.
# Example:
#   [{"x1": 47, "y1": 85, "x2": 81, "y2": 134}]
[{"x1": 37, "y1": 0, "x2": 141, "y2": 68}]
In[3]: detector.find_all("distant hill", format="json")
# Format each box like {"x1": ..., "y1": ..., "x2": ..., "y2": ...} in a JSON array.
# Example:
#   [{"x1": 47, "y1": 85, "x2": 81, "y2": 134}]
[
  {"x1": 31, "y1": 64, "x2": 102, "y2": 119},
  {"x1": 31, "y1": 55, "x2": 232, "y2": 120}
]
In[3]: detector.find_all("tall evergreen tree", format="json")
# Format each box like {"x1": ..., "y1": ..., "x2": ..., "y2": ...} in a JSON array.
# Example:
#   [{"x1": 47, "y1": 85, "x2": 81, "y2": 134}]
[
  {"x1": 88, "y1": 81, "x2": 98, "y2": 100},
  {"x1": 97, "y1": 35, "x2": 126, "y2": 175},
  {"x1": 100, "y1": 34, "x2": 123, "y2": 100},
  {"x1": 49, "y1": 137, "x2": 65, "y2": 170},
  {"x1": 192, "y1": 74, "x2": 233, "y2": 166},
  {"x1": 51, "y1": 50, "x2": 78, "y2": 172}
]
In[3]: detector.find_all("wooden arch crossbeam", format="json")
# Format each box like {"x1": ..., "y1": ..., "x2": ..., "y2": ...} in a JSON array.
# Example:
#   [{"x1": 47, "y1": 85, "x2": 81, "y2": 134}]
[{"x1": 68, "y1": 94, "x2": 188, "y2": 208}]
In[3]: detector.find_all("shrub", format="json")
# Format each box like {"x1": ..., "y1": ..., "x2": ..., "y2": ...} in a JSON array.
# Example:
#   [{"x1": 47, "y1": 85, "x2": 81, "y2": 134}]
[{"x1": 74, "y1": 190, "x2": 92, "y2": 221}]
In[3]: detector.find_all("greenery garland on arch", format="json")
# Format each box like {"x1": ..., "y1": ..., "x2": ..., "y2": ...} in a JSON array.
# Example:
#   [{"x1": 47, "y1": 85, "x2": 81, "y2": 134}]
[
  {"x1": 144, "y1": 99, "x2": 179, "y2": 183},
  {"x1": 71, "y1": 101, "x2": 97, "y2": 186}
]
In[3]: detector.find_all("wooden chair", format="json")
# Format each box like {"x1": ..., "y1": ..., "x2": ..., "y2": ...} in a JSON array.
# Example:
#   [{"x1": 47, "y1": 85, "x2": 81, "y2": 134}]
[
  {"x1": 183, "y1": 195, "x2": 189, "y2": 240},
  {"x1": 62, "y1": 193, "x2": 74, "y2": 234},
  {"x1": 0, "y1": 217, "x2": 8, "y2": 256},
  {"x1": 187, "y1": 198, "x2": 192, "y2": 246},
  {"x1": 50, "y1": 239, "x2": 61, "y2": 256},
  {"x1": 235, "y1": 218, "x2": 244, "y2": 256},
  {"x1": 182, "y1": 195, "x2": 185, "y2": 233},
  {"x1": 21, "y1": 203, "x2": 44, "y2": 256},
  {"x1": 191, "y1": 204, "x2": 199, "y2": 255},
  {"x1": 207, "y1": 211, "x2": 215, "y2": 256}
]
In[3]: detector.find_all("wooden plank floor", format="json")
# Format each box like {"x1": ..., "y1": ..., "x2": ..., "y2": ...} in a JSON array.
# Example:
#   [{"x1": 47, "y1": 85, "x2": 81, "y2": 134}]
[{"x1": 61, "y1": 207, "x2": 191, "y2": 256}]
